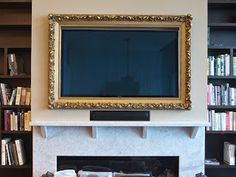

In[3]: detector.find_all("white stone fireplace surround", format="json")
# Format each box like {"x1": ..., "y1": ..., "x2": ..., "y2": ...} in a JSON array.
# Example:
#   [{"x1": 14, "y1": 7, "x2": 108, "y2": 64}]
[
  {"x1": 31, "y1": 0, "x2": 207, "y2": 177},
  {"x1": 33, "y1": 126, "x2": 205, "y2": 177}
]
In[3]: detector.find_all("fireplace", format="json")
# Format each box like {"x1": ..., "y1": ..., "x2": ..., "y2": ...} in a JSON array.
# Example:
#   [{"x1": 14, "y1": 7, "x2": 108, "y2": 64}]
[
  {"x1": 57, "y1": 156, "x2": 179, "y2": 177},
  {"x1": 32, "y1": 0, "x2": 207, "y2": 177}
]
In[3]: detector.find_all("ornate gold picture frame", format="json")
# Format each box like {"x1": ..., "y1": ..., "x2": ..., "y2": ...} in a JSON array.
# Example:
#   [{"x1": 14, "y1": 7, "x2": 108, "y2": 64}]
[{"x1": 48, "y1": 14, "x2": 192, "y2": 110}]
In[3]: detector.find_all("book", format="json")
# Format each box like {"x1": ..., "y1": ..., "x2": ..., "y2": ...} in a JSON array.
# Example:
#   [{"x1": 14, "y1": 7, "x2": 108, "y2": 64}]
[
  {"x1": 5, "y1": 142, "x2": 13, "y2": 165},
  {"x1": 10, "y1": 112, "x2": 17, "y2": 131},
  {"x1": 1, "y1": 138, "x2": 11, "y2": 165},
  {"x1": 25, "y1": 88, "x2": 31, "y2": 105},
  {"x1": 9, "y1": 88, "x2": 16, "y2": 105},
  {"x1": 224, "y1": 142, "x2": 236, "y2": 165},
  {"x1": 8, "y1": 142, "x2": 16, "y2": 165},
  {"x1": 15, "y1": 139, "x2": 26, "y2": 165},
  {"x1": 20, "y1": 87, "x2": 26, "y2": 105},
  {"x1": 225, "y1": 54, "x2": 230, "y2": 76},
  {"x1": 12, "y1": 143, "x2": 19, "y2": 165},
  {"x1": 4, "y1": 110, "x2": 12, "y2": 131},
  {"x1": 20, "y1": 111, "x2": 25, "y2": 131},
  {"x1": 233, "y1": 56, "x2": 236, "y2": 76},
  {"x1": 15, "y1": 87, "x2": 22, "y2": 105},
  {"x1": 8, "y1": 53, "x2": 18, "y2": 76},
  {"x1": 24, "y1": 111, "x2": 31, "y2": 131},
  {"x1": 0, "y1": 83, "x2": 7, "y2": 105},
  {"x1": 205, "y1": 158, "x2": 220, "y2": 165}
]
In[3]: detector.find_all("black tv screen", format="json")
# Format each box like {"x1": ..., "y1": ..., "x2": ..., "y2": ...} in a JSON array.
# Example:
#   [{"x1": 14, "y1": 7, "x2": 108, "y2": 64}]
[{"x1": 61, "y1": 28, "x2": 179, "y2": 98}]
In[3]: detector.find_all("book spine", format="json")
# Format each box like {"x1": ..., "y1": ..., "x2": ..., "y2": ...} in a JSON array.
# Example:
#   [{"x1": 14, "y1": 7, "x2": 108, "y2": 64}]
[
  {"x1": 5, "y1": 143, "x2": 12, "y2": 165},
  {"x1": 209, "y1": 56, "x2": 215, "y2": 76},
  {"x1": 25, "y1": 88, "x2": 31, "y2": 106},
  {"x1": 0, "y1": 83, "x2": 7, "y2": 105},
  {"x1": 4, "y1": 110, "x2": 11, "y2": 131},
  {"x1": 20, "y1": 88, "x2": 26, "y2": 105},
  {"x1": 225, "y1": 54, "x2": 230, "y2": 76},
  {"x1": 9, "y1": 88, "x2": 16, "y2": 106},
  {"x1": 1, "y1": 140, "x2": 7, "y2": 165},
  {"x1": 230, "y1": 88, "x2": 235, "y2": 106},
  {"x1": 24, "y1": 111, "x2": 31, "y2": 131},
  {"x1": 233, "y1": 57, "x2": 236, "y2": 76},
  {"x1": 220, "y1": 54, "x2": 225, "y2": 76},
  {"x1": 15, "y1": 139, "x2": 26, "y2": 165},
  {"x1": 15, "y1": 87, "x2": 22, "y2": 105},
  {"x1": 12, "y1": 143, "x2": 19, "y2": 165}
]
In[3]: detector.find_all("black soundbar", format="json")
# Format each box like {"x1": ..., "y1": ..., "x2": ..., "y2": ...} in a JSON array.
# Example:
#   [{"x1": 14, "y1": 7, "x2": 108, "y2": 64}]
[{"x1": 90, "y1": 111, "x2": 150, "y2": 121}]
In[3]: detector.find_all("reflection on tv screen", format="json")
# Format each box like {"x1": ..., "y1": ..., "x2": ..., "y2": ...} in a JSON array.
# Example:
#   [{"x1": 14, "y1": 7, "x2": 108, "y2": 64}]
[{"x1": 61, "y1": 29, "x2": 179, "y2": 97}]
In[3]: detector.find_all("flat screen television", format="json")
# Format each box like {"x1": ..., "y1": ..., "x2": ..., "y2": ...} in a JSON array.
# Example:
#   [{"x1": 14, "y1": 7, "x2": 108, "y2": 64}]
[{"x1": 48, "y1": 14, "x2": 192, "y2": 110}]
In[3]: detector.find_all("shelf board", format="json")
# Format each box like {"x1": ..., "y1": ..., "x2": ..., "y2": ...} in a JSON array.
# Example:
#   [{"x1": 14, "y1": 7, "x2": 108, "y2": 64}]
[
  {"x1": 205, "y1": 164, "x2": 236, "y2": 169},
  {"x1": 0, "y1": 75, "x2": 31, "y2": 79},
  {"x1": 208, "y1": 45, "x2": 236, "y2": 49},
  {"x1": 1, "y1": 130, "x2": 32, "y2": 135},
  {"x1": 0, "y1": 1, "x2": 31, "y2": 8},
  {"x1": 209, "y1": 23, "x2": 236, "y2": 27},
  {"x1": 31, "y1": 120, "x2": 208, "y2": 139},
  {"x1": 208, "y1": 105, "x2": 236, "y2": 110},
  {"x1": 0, "y1": 24, "x2": 31, "y2": 30},
  {"x1": 0, "y1": 0, "x2": 31, "y2": 3},
  {"x1": 208, "y1": 76, "x2": 236, "y2": 80},
  {"x1": 0, "y1": 44, "x2": 31, "y2": 48},
  {"x1": 206, "y1": 130, "x2": 236, "y2": 134},
  {"x1": 0, "y1": 105, "x2": 31, "y2": 109},
  {"x1": 0, "y1": 164, "x2": 32, "y2": 169}
]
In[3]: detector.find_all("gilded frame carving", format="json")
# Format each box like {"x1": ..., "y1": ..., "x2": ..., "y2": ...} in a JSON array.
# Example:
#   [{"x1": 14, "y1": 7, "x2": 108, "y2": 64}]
[{"x1": 48, "y1": 14, "x2": 192, "y2": 110}]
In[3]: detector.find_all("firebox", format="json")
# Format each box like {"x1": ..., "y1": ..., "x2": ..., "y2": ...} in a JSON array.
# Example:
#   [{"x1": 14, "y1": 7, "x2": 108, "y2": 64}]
[{"x1": 57, "y1": 156, "x2": 179, "y2": 177}]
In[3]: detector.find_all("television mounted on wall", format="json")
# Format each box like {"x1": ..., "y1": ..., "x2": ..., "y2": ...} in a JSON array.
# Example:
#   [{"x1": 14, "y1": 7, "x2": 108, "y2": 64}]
[{"x1": 48, "y1": 14, "x2": 192, "y2": 110}]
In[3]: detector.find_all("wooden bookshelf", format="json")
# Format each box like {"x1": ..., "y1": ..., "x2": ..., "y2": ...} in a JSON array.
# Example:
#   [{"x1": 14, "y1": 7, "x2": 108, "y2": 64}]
[
  {"x1": 0, "y1": 1, "x2": 32, "y2": 177},
  {"x1": 206, "y1": 1, "x2": 236, "y2": 177}
]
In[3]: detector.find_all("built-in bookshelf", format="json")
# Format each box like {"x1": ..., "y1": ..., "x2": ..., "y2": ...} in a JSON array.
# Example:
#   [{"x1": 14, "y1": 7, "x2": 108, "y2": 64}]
[
  {"x1": 0, "y1": 1, "x2": 32, "y2": 177},
  {"x1": 206, "y1": 1, "x2": 236, "y2": 177}
]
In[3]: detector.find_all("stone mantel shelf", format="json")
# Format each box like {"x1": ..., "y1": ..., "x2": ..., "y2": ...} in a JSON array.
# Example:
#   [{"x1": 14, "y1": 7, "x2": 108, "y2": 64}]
[{"x1": 31, "y1": 120, "x2": 208, "y2": 139}]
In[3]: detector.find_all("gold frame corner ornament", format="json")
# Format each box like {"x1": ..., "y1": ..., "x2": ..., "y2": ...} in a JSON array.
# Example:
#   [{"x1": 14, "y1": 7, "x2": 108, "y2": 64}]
[{"x1": 48, "y1": 14, "x2": 192, "y2": 110}]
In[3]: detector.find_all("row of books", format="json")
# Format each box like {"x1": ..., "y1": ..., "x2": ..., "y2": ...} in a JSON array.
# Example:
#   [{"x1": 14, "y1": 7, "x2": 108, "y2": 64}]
[
  {"x1": 1, "y1": 138, "x2": 26, "y2": 166},
  {"x1": 207, "y1": 110, "x2": 236, "y2": 131},
  {"x1": 207, "y1": 83, "x2": 236, "y2": 106},
  {"x1": 0, "y1": 83, "x2": 31, "y2": 106},
  {"x1": 207, "y1": 54, "x2": 236, "y2": 76},
  {"x1": 3, "y1": 110, "x2": 31, "y2": 131}
]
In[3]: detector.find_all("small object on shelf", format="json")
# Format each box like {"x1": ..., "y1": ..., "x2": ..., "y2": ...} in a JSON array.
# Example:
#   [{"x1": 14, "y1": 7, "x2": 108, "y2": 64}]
[
  {"x1": 196, "y1": 172, "x2": 207, "y2": 177},
  {"x1": 7, "y1": 53, "x2": 18, "y2": 76},
  {"x1": 224, "y1": 141, "x2": 236, "y2": 165},
  {"x1": 205, "y1": 158, "x2": 220, "y2": 165},
  {"x1": 41, "y1": 171, "x2": 54, "y2": 177}
]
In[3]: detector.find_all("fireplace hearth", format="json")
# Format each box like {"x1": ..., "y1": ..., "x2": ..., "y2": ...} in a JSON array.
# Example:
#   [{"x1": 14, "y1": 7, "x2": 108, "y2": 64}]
[{"x1": 57, "y1": 156, "x2": 179, "y2": 177}]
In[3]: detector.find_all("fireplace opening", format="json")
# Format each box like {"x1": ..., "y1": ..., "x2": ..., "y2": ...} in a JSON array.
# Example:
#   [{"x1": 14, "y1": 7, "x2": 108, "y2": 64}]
[{"x1": 57, "y1": 156, "x2": 179, "y2": 177}]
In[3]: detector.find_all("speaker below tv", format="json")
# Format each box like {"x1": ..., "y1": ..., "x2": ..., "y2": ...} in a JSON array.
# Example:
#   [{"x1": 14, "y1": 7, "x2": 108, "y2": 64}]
[{"x1": 90, "y1": 111, "x2": 150, "y2": 121}]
